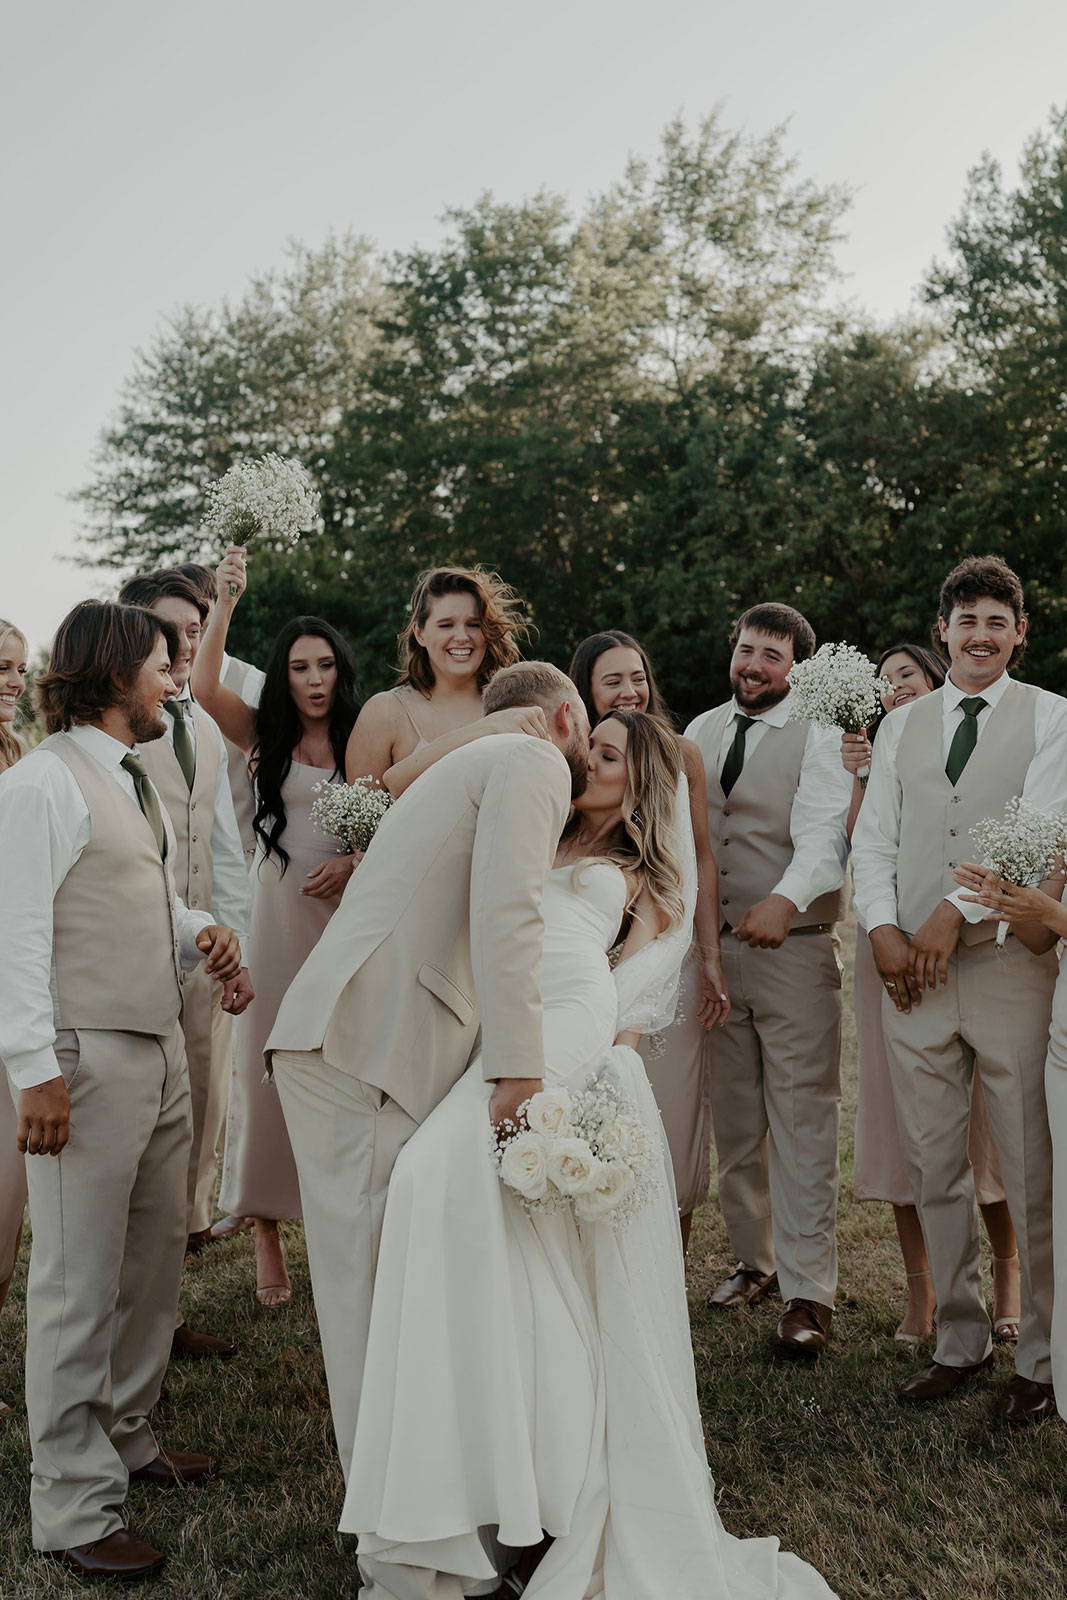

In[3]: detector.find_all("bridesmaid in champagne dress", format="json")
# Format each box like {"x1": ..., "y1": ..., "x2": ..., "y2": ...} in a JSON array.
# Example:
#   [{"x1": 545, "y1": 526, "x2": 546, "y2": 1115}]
[
  {"x1": 569, "y1": 631, "x2": 729, "y2": 1252},
  {"x1": 843, "y1": 642, "x2": 1019, "y2": 1344},
  {"x1": 0, "y1": 619, "x2": 29, "y2": 1411},
  {"x1": 192, "y1": 548, "x2": 361, "y2": 1305}
]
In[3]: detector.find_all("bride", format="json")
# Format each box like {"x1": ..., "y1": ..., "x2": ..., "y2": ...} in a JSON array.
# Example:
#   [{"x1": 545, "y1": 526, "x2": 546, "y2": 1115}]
[{"x1": 344, "y1": 709, "x2": 837, "y2": 1600}]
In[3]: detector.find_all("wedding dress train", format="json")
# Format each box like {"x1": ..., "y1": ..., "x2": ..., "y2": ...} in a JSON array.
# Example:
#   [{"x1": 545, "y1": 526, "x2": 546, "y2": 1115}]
[{"x1": 342, "y1": 862, "x2": 837, "y2": 1599}]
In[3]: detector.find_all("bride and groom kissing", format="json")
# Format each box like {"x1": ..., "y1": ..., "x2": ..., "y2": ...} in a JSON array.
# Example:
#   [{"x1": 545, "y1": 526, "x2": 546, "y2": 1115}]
[{"x1": 267, "y1": 660, "x2": 836, "y2": 1599}]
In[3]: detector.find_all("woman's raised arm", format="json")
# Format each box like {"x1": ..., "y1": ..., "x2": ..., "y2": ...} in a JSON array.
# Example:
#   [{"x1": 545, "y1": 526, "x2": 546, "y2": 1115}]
[{"x1": 191, "y1": 547, "x2": 257, "y2": 753}]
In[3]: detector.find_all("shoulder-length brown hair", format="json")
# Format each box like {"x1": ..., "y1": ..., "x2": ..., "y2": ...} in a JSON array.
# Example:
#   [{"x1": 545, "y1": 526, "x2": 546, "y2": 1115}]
[
  {"x1": 35, "y1": 601, "x2": 177, "y2": 734},
  {"x1": 567, "y1": 630, "x2": 672, "y2": 728},
  {"x1": 0, "y1": 620, "x2": 28, "y2": 771},
  {"x1": 396, "y1": 566, "x2": 527, "y2": 695}
]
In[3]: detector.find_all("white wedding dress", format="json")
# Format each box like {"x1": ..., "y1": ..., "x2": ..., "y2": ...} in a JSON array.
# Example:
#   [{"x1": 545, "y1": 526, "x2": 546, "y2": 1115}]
[{"x1": 342, "y1": 861, "x2": 837, "y2": 1599}]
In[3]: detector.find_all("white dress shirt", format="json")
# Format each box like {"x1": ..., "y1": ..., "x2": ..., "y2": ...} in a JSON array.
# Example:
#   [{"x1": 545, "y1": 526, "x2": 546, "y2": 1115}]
[
  {"x1": 685, "y1": 692, "x2": 852, "y2": 914},
  {"x1": 853, "y1": 671, "x2": 1067, "y2": 934},
  {"x1": 221, "y1": 652, "x2": 264, "y2": 710},
  {"x1": 0, "y1": 724, "x2": 215, "y2": 1093},
  {"x1": 161, "y1": 687, "x2": 252, "y2": 944}
]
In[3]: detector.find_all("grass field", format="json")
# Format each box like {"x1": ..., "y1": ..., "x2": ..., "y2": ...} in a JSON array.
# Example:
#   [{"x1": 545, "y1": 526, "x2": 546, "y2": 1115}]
[{"x1": 1, "y1": 922, "x2": 1065, "y2": 1599}]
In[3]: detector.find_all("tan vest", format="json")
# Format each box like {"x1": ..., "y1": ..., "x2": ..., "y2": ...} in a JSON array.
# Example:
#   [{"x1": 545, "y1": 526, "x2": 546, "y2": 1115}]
[
  {"x1": 40, "y1": 732, "x2": 183, "y2": 1035},
  {"x1": 896, "y1": 681, "x2": 1038, "y2": 945},
  {"x1": 137, "y1": 703, "x2": 220, "y2": 917},
  {"x1": 691, "y1": 704, "x2": 844, "y2": 929}
]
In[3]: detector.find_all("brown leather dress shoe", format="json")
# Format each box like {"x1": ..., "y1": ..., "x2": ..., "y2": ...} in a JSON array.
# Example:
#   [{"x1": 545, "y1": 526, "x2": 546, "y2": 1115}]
[
  {"x1": 129, "y1": 1448, "x2": 216, "y2": 1487},
  {"x1": 898, "y1": 1355, "x2": 993, "y2": 1404},
  {"x1": 53, "y1": 1528, "x2": 165, "y2": 1579},
  {"x1": 185, "y1": 1228, "x2": 213, "y2": 1255},
  {"x1": 707, "y1": 1267, "x2": 778, "y2": 1310},
  {"x1": 170, "y1": 1324, "x2": 236, "y2": 1360},
  {"x1": 995, "y1": 1374, "x2": 1058, "y2": 1425},
  {"x1": 775, "y1": 1298, "x2": 832, "y2": 1357}
]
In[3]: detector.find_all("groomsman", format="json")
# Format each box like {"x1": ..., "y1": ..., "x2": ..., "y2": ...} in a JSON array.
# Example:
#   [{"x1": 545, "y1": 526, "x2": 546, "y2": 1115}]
[
  {"x1": 0, "y1": 601, "x2": 241, "y2": 1578},
  {"x1": 687, "y1": 603, "x2": 851, "y2": 1356},
  {"x1": 117, "y1": 572, "x2": 253, "y2": 1324},
  {"x1": 854, "y1": 555, "x2": 1067, "y2": 1422}
]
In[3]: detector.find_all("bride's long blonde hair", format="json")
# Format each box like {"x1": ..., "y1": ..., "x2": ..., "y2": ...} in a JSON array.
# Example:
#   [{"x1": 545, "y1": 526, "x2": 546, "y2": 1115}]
[
  {"x1": 0, "y1": 620, "x2": 28, "y2": 772},
  {"x1": 561, "y1": 709, "x2": 686, "y2": 933}
]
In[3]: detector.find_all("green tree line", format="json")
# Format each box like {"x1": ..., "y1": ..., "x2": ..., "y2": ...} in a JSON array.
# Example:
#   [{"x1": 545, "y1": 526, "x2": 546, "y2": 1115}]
[{"x1": 75, "y1": 109, "x2": 1067, "y2": 724}]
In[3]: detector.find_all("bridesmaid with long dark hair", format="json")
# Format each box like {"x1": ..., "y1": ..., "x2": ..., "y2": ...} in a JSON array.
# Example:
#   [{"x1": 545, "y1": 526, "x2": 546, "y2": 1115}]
[
  {"x1": 0, "y1": 619, "x2": 29, "y2": 1409},
  {"x1": 569, "y1": 630, "x2": 729, "y2": 1251},
  {"x1": 192, "y1": 547, "x2": 361, "y2": 1306}
]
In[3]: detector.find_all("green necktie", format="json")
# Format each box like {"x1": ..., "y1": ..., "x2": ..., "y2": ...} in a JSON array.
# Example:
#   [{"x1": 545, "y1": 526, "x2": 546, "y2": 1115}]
[
  {"x1": 165, "y1": 700, "x2": 196, "y2": 791},
  {"x1": 121, "y1": 753, "x2": 168, "y2": 859},
  {"x1": 720, "y1": 713, "x2": 756, "y2": 797},
  {"x1": 945, "y1": 696, "x2": 987, "y2": 786}
]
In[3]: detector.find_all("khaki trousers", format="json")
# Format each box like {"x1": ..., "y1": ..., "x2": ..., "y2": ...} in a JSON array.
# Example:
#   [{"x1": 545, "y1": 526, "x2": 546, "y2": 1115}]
[
  {"x1": 709, "y1": 932, "x2": 842, "y2": 1307},
  {"x1": 182, "y1": 971, "x2": 234, "y2": 1233},
  {"x1": 1042, "y1": 955, "x2": 1067, "y2": 1417},
  {"x1": 883, "y1": 936, "x2": 1056, "y2": 1381},
  {"x1": 272, "y1": 1049, "x2": 418, "y2": 1478},
  {"x1": 25, "y1": 1028, "x2": 189, "y2": 1552},
  {"x1": 0, "y1": 1070, "x2": 27, "y2": 1289}
]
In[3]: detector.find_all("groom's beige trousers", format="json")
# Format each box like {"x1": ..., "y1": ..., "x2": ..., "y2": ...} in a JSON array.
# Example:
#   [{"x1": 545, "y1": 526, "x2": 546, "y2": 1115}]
[
  {"x1": 271, "y1": 1049, "x2": 418, "y2": 1477},
  {"x1": 25, "y1": 1028, "x2": 189, "y2": 1551},
  {"x1": 883, "y1": 936, "x2": 1056, "y2": 1382}
]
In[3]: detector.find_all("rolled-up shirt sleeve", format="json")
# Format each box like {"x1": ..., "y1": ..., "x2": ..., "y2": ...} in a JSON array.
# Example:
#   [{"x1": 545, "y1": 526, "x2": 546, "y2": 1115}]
[
  {"x1": 773, "y1": 724, "x2": 851, "y2": 914},
  {"x1": 0, "y1": 766, "x2": 85, "y2": 1091},
  {"x1": 175, "y1": 898, "x2": 215, "y2": 970}
]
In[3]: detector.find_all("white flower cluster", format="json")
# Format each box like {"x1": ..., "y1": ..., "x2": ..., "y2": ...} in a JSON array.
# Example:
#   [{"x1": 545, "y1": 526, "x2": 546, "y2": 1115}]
[
  {"x1": 969, "y1": 797, "x2": 1067, "y2": 948},
  {"x1": 310, "y1": 777, "x2": 392, "y2": 855},
  {"x1": 786, "y1": 642, "x2": 892, "y2": 734},
  {"x1": 204, "y1": 453, "x2": 320, "y2": 550},
  {"x1": 493, "y1": 1069, "x2": 661, "y2": 1232}
]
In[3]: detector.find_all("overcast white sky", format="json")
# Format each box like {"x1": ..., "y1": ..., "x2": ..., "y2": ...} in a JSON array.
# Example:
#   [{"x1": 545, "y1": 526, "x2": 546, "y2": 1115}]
[{"x1": 3, "y1": 0, "x2": 1065, "y2": 649}]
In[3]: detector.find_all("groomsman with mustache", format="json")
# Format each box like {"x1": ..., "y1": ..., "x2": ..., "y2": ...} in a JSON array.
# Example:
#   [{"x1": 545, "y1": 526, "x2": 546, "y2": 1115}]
[
  {"x1": 853, "y1": 555, "x2": 1067, "y2": 1422},
  {"x1": 686, "y1": 603, "x2": 851, "y2": 1357}
]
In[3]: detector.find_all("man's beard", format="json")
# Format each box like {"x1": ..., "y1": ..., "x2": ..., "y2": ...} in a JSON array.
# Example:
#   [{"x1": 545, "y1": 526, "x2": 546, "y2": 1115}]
[
  {"x1": 730, "y1": 671, "x2": 788, "y2": 715},
  {"x1": 127, "y1": 698, "x2": 167, "y2": 744},
  {"x1": 566, "y1": 735, "x2": 589, "y2": 801}
]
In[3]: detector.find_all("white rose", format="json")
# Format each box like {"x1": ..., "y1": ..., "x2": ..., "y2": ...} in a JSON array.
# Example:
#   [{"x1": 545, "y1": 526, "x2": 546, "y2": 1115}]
[
  {"x1": 545, "y1": 1137, "x2": 604, "y2": 1196},
  {"x1": 499, "y1": 1131, "x2": 551, "y2": 1201},
  {"x1": 575, "y1": 1161, "x2": 636, "y2": 1222},
  {"x1": 526, "y1": 1087, "x2": 573, "y2": 1138},
  {"x1": 597, "y1": 1115, "x2": 650, "y2": 1165}
]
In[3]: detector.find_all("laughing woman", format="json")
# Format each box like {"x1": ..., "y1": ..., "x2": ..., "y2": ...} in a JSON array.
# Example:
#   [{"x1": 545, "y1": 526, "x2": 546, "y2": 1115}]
[
  {"x1": 192, "y1": 549, "x2": 361, "y2": 1306},
  {"x1": 344, "y1": 566, "x2": 541, "y2": 797},
  {"x1": 0, "y1": 619, "x2": 29, "y2": 1410}
]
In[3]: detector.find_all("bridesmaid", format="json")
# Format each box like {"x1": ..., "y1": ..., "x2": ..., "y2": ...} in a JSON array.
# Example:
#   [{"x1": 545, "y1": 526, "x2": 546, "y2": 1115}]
[
  {"x1": 0, "y1": 619, "x2": 29, "y2": 1411},
  {"x1": 345, "y1": 565, "x2": 529, "y2": 795},
  {"x1": 843, "y1": 642, "x2": 1019, "y2": 1343},
  {"x1": 569, "y1": 630, "x2": 729, "y2": 1251},
  {"x1": 192, "y1": 548, "x2": 361, "y2": 1306}
]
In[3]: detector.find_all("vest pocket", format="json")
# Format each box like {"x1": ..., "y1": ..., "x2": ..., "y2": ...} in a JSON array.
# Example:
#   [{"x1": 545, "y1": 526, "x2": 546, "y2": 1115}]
[{"x1": 417, "y1": 964, "x2": 474, "y2": 1026}]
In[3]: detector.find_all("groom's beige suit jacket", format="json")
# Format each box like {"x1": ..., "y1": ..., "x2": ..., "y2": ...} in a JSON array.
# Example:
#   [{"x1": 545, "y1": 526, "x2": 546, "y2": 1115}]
[{"x1": 266, "y1": 733, "x2": 572, "y2": 1124}]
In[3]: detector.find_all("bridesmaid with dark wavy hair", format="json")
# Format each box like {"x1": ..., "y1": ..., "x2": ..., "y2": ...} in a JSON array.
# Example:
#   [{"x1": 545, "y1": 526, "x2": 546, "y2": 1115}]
[
  {"x1": 192, "y1": 548, "x2": 361, "y2": 1307},
  {"x1": 0, "y1": 619, "x2": 29, "y2": 1410},
  {"x1": 569, "y1": 629, "x2": 729, "y2": 1250}
]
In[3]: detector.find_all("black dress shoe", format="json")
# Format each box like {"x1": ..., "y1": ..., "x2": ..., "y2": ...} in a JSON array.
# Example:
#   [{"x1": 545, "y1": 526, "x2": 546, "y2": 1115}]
[
  {"x1": 995, "y1": 1374, "x2": 1058, "y2": 1425},
  {"x1": 707, "y1": 1267, "x2": 778, "y2": 1310},
  {"x1": 51, "y1": 1528, "x2": 165, "y2": 1579},
  {"x1": 898, "y1": 1356, "x2": 993, "y2": 1404},
  {"x1": 171, "y1": 1324, "x2": 236, "y2": 1360},
  {"x1": 775, "y1": 1299, "x2": 832, "y2": 1357}
]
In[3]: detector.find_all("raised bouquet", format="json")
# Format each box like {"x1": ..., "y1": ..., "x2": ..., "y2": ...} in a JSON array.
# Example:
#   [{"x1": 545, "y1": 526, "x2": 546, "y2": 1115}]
[
  {"x1": 493, "y1": 1069, "x2": 661, "y2": 1232},
  {"x1": 204, "y1": 453, "x2": 320, "y2": 590},
  {"x1": 310, "y1": 777, "x2": 392, "y2": 856},
  {"x1": 786, "y1": 642, "x2": 892, "y2": 781},
  {"x1": 968, "y1": 797, "x2": 1067, "y2": 947}
]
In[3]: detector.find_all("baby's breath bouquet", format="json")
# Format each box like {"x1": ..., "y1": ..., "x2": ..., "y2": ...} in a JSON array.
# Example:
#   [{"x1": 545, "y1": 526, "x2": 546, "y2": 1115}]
[
  {"x1": 968, "y1": 797, "x2": 1067, "y2": 947},
  {"x1": 310, "y1": 777, "x2": 392, "y2": 856},
  {"x1": 204, "y1": 454, "x2": 320, "y2": 591},
  {"x1": 786, "y1": 642, "x2": 892, "y2": 781}
]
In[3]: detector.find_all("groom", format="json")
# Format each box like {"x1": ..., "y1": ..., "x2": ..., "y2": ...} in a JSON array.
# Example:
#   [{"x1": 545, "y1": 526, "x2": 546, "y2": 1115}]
[{"x1": 267, "y1": 663, "x2": 588, "y2": 1491}]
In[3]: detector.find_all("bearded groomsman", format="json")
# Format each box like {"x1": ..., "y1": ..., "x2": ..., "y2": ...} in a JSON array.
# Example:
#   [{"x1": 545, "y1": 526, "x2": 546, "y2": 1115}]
[
  {"x1": 687, "y1": 603, "x2": 851, "y2": 1357},
  {"x1": 0, "y1": 601, "x2": 242, "y2": 1579},
  {"x1": 118, "y1": 570, "x2": 254, "y2": 1292},
  {"x1": 853, "y1": 555, "x2": 1067, "y2": 1422}
]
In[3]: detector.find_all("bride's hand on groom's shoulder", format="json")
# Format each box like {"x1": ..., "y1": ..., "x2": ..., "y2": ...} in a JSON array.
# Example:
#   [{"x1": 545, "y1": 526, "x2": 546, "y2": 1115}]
[
  {"x1": 489, "y1": 1076, "x2": 544, "y2": 1130},
  {"x1": 482, "y1": 706, "x2": 550, "y2": 741}
]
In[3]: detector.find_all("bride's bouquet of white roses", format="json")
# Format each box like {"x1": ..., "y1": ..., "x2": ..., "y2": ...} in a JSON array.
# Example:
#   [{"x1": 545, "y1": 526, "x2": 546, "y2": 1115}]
[
  {"x1": 786, "y1": 642, "x2": 893, "y2": 781},
  {"x1": 493, "y1": 1068, "x2": 662, "y2": 1232},
  {"x1": 968, "y1": 796, "x2": 1067, "y2": 948},
  {"x1": 310, "y1": 776, "x2": 393, "y2": 856}
]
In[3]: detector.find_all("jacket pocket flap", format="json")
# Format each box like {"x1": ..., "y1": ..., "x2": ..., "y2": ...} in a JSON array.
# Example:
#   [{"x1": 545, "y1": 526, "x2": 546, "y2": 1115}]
[{"x1": 417, "y1": 963, "x2": 474, "y2": 1026}]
